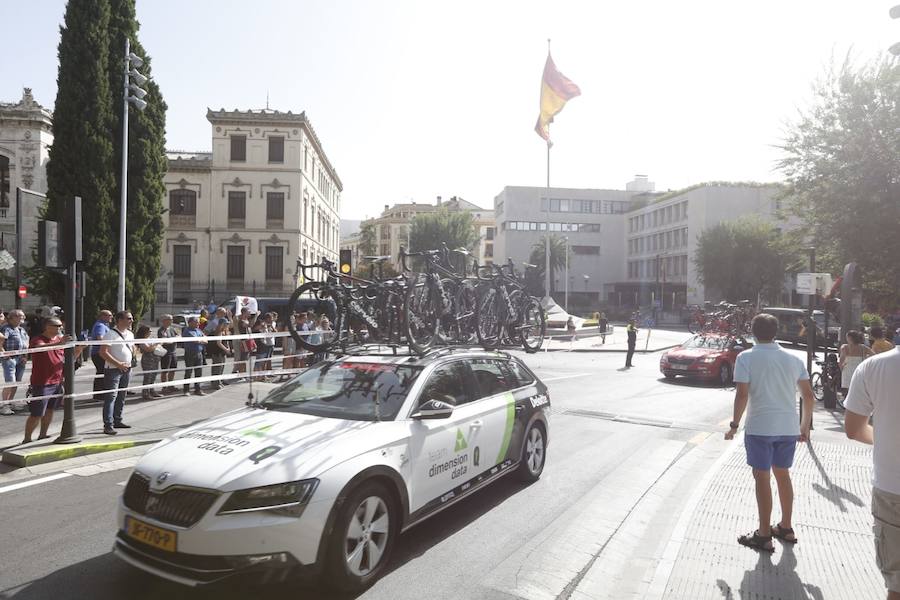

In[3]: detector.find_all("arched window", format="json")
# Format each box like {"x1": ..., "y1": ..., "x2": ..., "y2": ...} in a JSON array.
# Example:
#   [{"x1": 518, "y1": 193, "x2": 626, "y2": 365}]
[
  {"x1": 169, "y1": 189, "x2": 196, "y2": 227},
  {"x1": 0, "y1": 156, "x2": 10, "y2": 218}
]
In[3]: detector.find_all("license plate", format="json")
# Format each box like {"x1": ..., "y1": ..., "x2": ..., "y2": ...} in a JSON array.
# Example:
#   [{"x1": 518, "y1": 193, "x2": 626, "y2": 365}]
[
  {"x1": 125, "y1": 516, "x2": 177, "y2": 552},
  {"x1": 671, "y1": 364, "x2": 688, "y2": 370}
]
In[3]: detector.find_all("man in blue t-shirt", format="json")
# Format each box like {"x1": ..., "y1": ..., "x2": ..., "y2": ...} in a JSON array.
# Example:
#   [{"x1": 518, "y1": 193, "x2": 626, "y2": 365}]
[
  {"x1": 181, "y1": 317, "x2": 207, "y2": 396},
  {"x1": 725, "y1": 313, "x2": 814, "y2": 553},
  {"x1": 90, "y1": 310, "x2": 113, "y2": 395}
]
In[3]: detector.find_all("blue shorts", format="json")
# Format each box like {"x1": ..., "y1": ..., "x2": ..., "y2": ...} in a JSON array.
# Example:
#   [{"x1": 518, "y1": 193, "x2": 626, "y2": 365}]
[
  {"x1": 28, "y1": 384, "x2": 64, "y2": 417},
  {"x1": 745, "y1": 434, "x2": 798, "y2": 470},
  {"x1": 3, "y1": 358, "x2": 26, "y2": 382}
]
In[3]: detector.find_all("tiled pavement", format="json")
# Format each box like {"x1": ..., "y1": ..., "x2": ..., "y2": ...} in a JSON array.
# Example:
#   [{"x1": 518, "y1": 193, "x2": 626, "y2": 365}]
[{"x1": 654, "y1": 438, "x2": 881, "y2": 600}]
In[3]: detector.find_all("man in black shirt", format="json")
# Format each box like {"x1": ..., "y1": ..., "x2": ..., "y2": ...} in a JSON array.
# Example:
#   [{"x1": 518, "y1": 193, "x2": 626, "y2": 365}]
[{"x1": 625, "y1": 319, "x2": 638, "y2": 368}]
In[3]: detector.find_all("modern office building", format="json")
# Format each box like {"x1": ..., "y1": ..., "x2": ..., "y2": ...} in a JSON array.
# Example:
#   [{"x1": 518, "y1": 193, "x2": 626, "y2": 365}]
[
  {"x1": 493, "y1": 179, "x2": 782, "y2": 310},
  {"x1": 159, "y1": 108, "x2": 342, "y2": 305}
]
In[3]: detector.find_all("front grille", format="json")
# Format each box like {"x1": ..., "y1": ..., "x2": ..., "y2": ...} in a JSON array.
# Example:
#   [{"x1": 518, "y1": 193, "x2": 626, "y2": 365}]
[
  {"x1": 666, "y1": 356, "x2": 695, "y2": 365},
  {"x1": 123, "y1": 472, "x2": 219, "y2": 528}
]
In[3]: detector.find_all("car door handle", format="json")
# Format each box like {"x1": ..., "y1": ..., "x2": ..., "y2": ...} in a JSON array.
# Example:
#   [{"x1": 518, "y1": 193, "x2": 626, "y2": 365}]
[{"x1": 470, "y1": 420, "x2": 483, "y2": 429}]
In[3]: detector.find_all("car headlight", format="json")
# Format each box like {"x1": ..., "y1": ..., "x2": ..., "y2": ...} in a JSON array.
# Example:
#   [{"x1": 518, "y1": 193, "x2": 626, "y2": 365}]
[
  {"x1": 218, "y1": 479, "x2": 318, "y2": 517},
  {"x1": 700, "y1": 356, "x2": 718, "y2": 363}
]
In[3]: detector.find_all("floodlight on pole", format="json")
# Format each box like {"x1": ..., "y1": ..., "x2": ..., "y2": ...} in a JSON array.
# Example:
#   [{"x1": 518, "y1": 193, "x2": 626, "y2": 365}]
[
  {"x1": 892, "y1": 6, "x2": 900, "y2": 55},
  {"x1": 128, "y1": 84, "x2": 147, "y2": 99},
  {"x1": 117, "y1": 37, "x2": 150, "y2": 311}
]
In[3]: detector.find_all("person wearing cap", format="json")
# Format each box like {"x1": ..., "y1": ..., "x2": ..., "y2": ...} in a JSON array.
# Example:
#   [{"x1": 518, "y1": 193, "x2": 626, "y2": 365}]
[
  {"x1": 98, "y1": 311, "x2": 136, "y2": 435},
  {"x1": 22, "y1": 316, "x2": 85, "y2": 443}
]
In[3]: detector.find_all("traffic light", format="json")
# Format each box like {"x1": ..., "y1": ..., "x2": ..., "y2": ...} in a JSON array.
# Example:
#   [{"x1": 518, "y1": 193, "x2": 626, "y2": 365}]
[{"x1": 339, "y1": 249, "x2": 352, "y2": 275}]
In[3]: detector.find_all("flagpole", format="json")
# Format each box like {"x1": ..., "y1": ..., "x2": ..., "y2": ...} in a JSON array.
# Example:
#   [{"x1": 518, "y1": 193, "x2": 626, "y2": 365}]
[
  {"x1": 545, "y1": 139, "x2": 551, "y2": 302},
  {"x1": 544, "y1": 38, "x2": 552, "y2": 303}
]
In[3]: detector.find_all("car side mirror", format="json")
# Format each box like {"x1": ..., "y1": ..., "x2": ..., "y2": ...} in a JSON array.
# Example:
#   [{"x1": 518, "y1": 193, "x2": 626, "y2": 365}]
[
  {"x1": 732, "y1": 345, "x2": 744, "y2": 351},
  {"x1": 411, "y1": 399, "x2": 454, "y2": 420}
]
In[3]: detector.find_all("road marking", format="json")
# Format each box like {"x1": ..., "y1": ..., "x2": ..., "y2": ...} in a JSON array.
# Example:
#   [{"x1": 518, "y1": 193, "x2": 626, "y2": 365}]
[
  {"x1": 116, "y1": 480, "x2": 128, "y2": 486},
  {"x1": 543, "y1": 372, "x2": 592, "y2": 383},
  {"x1": 688, "y1": 431, "x2": 710, "y2": 445},
  {"x1": 0, "y1": 472, "x2": 72, "y2": 494}
]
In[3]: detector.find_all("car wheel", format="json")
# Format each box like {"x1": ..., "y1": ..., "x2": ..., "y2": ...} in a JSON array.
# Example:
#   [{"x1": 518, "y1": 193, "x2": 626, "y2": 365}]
[
  {"x1": 325, "y1": 480, "x2": 397, "y2": 593},
  {"x1": 516, "y1": 422, "x2": 546, "y2": 482},
  {"x1": 719, "y1": 363, "x2": 732, "y2": 386}
]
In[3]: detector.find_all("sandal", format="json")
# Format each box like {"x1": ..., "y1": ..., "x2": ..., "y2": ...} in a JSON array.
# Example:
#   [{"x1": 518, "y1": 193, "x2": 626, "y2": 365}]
[
  {"x1": 771, "y1": 523, "x2": 797, "y2": 544},
  {"x1": 738, "y1": 530, "x2": 774, "y2": 553}
]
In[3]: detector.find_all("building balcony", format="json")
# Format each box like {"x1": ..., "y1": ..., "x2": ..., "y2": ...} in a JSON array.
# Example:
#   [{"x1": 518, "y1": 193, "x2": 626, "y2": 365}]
[{"x1": 169, "y1": 214, "x2": 196, "y2": 228}]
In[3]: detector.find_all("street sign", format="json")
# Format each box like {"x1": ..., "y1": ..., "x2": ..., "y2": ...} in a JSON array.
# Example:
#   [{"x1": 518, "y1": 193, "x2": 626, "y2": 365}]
[
  {"x1": 17, "y1": 285, "x2": 27, "y2": 299},
  {"x1": 0, "y1": 249, "x2": 15, "y2": 270},
  {"x1": 797, "y1": 272, "x2": 832, "y2": 295}
]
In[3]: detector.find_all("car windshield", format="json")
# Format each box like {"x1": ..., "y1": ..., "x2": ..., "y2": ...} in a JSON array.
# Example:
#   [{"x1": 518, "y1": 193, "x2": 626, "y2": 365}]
[
  {"x1": 682, "y1": 335, "x2": 728, "y2": 350},
  {"x1": 260, "y1": 361, "x2": 423, "y2": 421}
]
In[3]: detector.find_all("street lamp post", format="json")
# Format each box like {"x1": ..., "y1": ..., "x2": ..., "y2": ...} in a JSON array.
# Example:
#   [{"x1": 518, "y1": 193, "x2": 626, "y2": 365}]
[
  {"x1": 564, "y1": 236, "x2": 569, "y2": 312},
  {"x1": 117, "y1": 38, "x2": 149, "y2": 312}
]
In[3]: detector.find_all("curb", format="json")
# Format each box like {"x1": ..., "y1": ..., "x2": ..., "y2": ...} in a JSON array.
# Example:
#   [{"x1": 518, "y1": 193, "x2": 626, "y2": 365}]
[
  {"x1": 1, "y1": 438, "x2": 161, "y2": 468},
  {"x1": 643, "y1": 433, "x2": 741, "y2": 600}
]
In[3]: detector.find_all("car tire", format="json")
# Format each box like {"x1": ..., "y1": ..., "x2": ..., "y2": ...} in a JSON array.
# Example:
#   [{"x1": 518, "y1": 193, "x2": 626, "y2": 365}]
[
  {"x1": 324, "y1": 480, "x2": 398, "y2": 593},
  {"x1": 719, "y1": 363, "x2": 732, "y2": 386},
  {"x1": 516, "y1": 422, "x2": 546, "y2": 482}
]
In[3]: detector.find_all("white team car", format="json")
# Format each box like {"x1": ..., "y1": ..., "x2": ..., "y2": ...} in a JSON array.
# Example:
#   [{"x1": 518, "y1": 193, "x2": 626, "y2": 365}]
[{"x1": 114, "y1": 348, "x2": 550, "y2": 592}]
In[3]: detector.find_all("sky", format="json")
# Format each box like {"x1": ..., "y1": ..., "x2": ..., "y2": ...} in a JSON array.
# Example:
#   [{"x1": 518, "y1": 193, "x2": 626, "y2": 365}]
[{"x1": 1, "y1": 1, "x2": 897, "y2": 220}]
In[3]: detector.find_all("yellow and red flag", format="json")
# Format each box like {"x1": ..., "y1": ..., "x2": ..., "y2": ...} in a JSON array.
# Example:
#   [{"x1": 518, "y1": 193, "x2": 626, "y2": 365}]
[{"x1": 534, "y1": 53, "x2": 581, "y2": 143}]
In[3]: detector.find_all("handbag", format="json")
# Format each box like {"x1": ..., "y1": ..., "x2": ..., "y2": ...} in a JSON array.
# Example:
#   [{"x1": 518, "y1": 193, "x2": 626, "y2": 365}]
[
  {"x1": 152, "y1": 345, "x2": 168, "y2": 358},
  {"x1": 241, "y1": 338, "x2": 257, "y2": 354}
]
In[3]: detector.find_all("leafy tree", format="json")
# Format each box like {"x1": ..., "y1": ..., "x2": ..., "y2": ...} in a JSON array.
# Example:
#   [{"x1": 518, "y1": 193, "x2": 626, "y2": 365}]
[
  {"x1": 358, "y1": 221, "x2": 377, "y2": 256},
  {"x1": 694, "y1": 218, "x2": 787, "y2": 303},
  {"x1": 528, "y1": 235, "x2": 571, "y2": 295},
  {"x1": 409, "y1": 209, "x2": 479, "y2": 253},
  {"x1": 108, "y1": 0, "x2": 167, "y2": 320},
  {"x1": 40, "y1": 0, "x2": 118, "y2": 317},
  {"x1": 778, "y1": 55, "x2": 900, "y2": 307}
]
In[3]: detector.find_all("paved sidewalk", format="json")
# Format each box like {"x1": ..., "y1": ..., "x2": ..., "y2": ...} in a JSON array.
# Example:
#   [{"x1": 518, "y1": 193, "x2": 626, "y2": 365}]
[
  {"x1": 542, "y1": 327, "x2": 690, "y2": 353},
  {"x1": 644, "y1": 422, "x2": 881, "y2": 599}
]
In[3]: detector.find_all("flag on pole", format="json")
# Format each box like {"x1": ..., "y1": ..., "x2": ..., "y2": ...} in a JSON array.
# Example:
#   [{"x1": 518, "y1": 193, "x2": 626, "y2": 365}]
[{"x1": 534, "y1": 53, "x2": 581, "y2": 143}]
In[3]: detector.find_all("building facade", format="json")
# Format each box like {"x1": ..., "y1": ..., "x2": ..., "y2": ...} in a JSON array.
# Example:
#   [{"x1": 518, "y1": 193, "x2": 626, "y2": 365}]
[
  {"x1": 159, "y1": 108, "x2": 342, "y2": 306},
  {"x1": 493, "y1": 183, "x2": 659, "y2": 308},
  {"x1": 493, "y1": 180, "x2": 783, "y2": 311},
  {"x1": 348, "y1": 196, "x2": 495, "y2": 273},
  {"x1": 0, "y1": 88, "x2": 53, "y2": 309}
]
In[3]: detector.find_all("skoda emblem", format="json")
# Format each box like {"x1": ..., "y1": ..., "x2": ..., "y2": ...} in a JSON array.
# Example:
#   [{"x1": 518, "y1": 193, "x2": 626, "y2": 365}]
[
  {"x1": 145, "y1": 495, "x2": 159, "y2": 514},
  {"x1": 156, "y1": 472, "x2": 170, "y2": 485}
]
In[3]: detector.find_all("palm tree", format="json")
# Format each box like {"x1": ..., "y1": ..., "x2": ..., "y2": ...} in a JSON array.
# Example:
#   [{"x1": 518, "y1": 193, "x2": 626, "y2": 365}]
[
  {"x1": 529, "y1": 235, "x2": 570, "y2": 295},
  {"x1": 358, "y1": 221, "x2": 377, "y2": 256}
]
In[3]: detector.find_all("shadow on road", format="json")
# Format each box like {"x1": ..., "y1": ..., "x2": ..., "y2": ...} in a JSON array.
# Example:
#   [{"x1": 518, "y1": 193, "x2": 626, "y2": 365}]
[{"x1": 2, "y1": 477, "x2": 532, "y2": 600}]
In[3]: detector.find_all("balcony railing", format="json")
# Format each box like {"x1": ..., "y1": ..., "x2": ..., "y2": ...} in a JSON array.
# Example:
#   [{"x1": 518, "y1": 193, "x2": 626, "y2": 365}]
[{"x1": 169, "y1": 214, "x2": 196, "y2": 228}]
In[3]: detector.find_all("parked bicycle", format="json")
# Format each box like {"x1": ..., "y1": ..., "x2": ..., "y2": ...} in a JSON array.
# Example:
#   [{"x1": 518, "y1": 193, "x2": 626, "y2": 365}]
[{"x1": 474, "y1": 258, "x2": 545, "y2": 353}]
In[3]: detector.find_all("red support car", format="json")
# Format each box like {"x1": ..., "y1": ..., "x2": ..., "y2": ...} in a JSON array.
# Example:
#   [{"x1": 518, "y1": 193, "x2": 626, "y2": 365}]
[{"x1": 659, "y1": 333, "x2": 752, "y2": 385}]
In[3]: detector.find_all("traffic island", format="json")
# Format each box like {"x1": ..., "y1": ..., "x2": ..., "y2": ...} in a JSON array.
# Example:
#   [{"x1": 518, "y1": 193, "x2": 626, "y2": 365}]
[{"x1": 1, "y1": 438, "x2": 160, "y2": 468}]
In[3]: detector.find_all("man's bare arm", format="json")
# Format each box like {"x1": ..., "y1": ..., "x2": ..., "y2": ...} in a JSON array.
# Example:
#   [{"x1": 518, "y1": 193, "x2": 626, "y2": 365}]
[
  {"x1": 725, "y1": 382, "x2": 749, "y2": 440},
  {"x1": 844, "y1": 410, "x2": 874, "y2": 444}
]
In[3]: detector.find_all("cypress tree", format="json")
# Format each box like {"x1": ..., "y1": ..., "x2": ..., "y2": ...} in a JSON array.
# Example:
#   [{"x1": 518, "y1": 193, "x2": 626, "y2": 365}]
[
  {"x1": 43, "y1": 0, "x2": 118, "y2": 318},
  {"x1": 108, "y1": 0, "x2": 167, "y2": 321}
]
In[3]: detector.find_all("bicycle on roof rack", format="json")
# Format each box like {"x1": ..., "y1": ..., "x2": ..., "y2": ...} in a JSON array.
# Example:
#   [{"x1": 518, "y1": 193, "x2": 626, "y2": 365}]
[
  {"x1": 474, "y1": 257, "x2": 546, "y2": 353},
  {"x1": 286, "y1": 256, "x2": 408, "y2": 355},
  {"x1": 399, "y1": 244, "x2": 478, "y2": 354}
]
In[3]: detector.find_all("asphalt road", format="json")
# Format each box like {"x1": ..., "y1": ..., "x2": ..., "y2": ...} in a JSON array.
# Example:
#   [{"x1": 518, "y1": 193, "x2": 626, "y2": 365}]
[{"x1": 0, "y1": 346, "x2": 746, "y2": 600}]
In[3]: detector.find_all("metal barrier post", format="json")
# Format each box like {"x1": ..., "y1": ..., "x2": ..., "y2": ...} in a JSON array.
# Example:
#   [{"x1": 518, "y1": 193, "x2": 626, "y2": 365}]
[{"x1": 55, "y1": 260, "x2": 81, "y2": 443}]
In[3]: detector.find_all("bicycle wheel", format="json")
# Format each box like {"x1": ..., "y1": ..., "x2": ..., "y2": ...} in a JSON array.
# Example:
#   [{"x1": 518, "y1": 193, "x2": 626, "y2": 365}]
[
  {"x1": 287, "y1": 282, "x2": 343, "y2": 353},
  {"x1": 405, "y1": 273, "x2": 439, "y2": 354},
  {"x1": 454, "y1": 280, "x2": 478, "y2": 344},
  {"x1": 811, "y1": 372, "x2": 823, "y2": 401},
  {"x1": 475, "y1": 287, "x2": 501, "y2": 348},
  {"x1": 517, "y1": 295, "x2": 546, "y2": 353}
]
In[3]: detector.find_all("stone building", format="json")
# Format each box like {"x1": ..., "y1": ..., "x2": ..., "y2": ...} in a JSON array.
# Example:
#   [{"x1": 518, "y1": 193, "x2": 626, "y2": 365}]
[
  {"x1": 0, "y1": 88, "x2": 53, "y2": 309},
  {"x1": 159, "y1": 108, "x2": 342, "y2": 306},
  {"x1": 349, "y1": 196, "x2": 495, "y2": 273}
]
